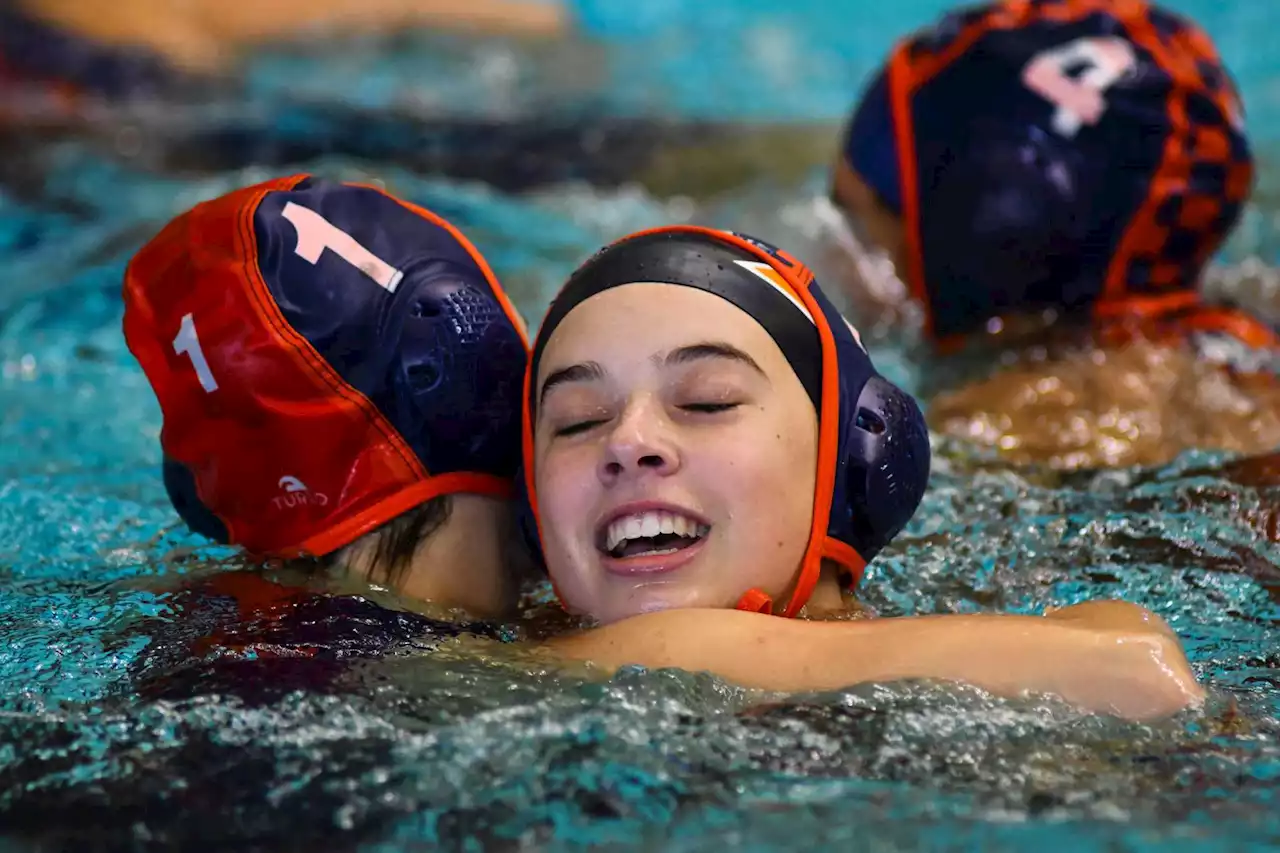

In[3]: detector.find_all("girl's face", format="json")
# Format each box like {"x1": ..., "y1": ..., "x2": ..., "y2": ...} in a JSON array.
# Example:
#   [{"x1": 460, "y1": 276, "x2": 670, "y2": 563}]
[{"x1": 532, "y1": 283, "x2": 818, "y2": 625}]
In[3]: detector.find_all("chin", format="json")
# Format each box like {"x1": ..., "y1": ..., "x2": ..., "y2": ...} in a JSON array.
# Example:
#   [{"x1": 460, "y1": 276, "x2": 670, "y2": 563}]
[{"x1": 606, "y1": 584, "x2": 706, "y2": 623}]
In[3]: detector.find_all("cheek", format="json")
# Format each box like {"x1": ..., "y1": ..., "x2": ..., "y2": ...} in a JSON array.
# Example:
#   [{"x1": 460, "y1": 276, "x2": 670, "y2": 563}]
[
  {"x1": 705, "y1": 412, "x2": 818, "y2": 534},
  {"x1": 535, "y1": 448, "x2": 595, "y2": 551},
  {"x1": 534, "y1": 453, "x2": 592, "y2": 609},
  {"x1": 701, "y1": 413, "x2": 817, "y2": 599},
  {"x1": 765, "y1": 423, "x2": 818, "y2": 536}
]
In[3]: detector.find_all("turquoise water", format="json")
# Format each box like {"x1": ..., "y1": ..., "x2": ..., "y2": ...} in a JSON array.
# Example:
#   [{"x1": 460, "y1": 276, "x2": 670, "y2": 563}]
[{"x1": 2, "y1": 0, "x2": 1280, "y2": 850}]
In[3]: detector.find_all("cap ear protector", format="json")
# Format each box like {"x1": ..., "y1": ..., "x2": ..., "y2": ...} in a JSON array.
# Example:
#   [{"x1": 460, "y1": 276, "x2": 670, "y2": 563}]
[
  {"x1": 518, "y1": 226, "x2": 930, "y2": 617},
  {"x1": 835, "y1": 376, "x2": 931, "y2": 561}
]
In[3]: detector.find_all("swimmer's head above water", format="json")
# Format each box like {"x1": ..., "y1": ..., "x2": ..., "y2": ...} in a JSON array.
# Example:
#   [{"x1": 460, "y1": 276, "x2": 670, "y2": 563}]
[
  {"x1": 123, "y1": 175, "x2": 531, "y2": 618},
  {"x1": 820, "y1": 0, "x2": 1280, "y2": 469},
  {"x1": 518, "y1": 227, "x2": 931, "y2": 624},
  {"x1": 827, "y1": 0, "x2": 1270, "y2": 350}
]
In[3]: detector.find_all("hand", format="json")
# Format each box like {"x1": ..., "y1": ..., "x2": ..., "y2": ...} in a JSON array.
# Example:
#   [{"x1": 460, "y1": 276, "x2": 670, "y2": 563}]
[{"x1": 1043, "y1": 601, "x2": 1205, "y2": 721}]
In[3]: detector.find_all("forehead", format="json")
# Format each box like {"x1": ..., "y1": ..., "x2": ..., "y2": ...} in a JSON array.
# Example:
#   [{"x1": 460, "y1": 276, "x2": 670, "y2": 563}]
[{"x1": 537, "y1": 283, "x2": 786, "y2": 379}]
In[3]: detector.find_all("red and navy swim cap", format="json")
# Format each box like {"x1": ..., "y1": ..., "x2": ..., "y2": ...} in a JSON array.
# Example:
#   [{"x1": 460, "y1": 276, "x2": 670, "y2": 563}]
[
  {"x1": 518, "y1": 227, "x2": 931, "y2": 617},
  {"x1": 841, "y1": 0, "x2": 1262, "y2": 344},
  {"x1": 123, "y1": 175, "x2": 529, "y2": 559}
]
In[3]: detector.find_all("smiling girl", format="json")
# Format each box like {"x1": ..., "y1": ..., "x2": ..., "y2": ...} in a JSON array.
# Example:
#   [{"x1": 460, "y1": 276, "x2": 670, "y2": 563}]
[{"x1": 518, "y1": 225, "x2": 1204, "y2": 721}]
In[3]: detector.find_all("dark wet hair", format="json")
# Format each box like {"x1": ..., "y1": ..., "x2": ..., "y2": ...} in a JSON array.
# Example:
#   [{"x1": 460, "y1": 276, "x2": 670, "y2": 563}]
[{"x1": 314, "y1": 496, "x2": 453, "y2": 587}]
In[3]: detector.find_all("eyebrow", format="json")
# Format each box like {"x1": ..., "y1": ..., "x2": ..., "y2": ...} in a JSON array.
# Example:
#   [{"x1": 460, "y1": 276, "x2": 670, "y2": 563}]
[
  {"x1": 539, "y1": 361, "x2": 605, "y2": 408},
  {"x1": 662, "y1": 341, "x2": 767, "y2": 377},
  {"x1": 537, "y1": 341, "x2": 767, "y2": 409}
]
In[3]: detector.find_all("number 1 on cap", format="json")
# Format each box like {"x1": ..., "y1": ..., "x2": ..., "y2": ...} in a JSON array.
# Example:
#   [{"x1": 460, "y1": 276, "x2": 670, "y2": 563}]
[
  {"x1": 1022, "y1": 37, "x2": 1137, "y2": 137},
  {"x1": 281, "y1": 202, "x2": 404, "y2": 294},
  {"x1": 173, "y1": 312, "x2": 218, "y2": 393}
]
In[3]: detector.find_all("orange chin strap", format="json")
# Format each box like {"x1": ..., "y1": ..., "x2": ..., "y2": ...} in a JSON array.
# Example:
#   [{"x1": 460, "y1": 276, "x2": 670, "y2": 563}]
[
  {"x1": 735, "y1": 537, "x2": 868, "y2": 616},
  {"x1": 657, "y1": 227, "x2": 863, "y2": 618},
  {"x1": 736, "y1": 588, "x2": 774, "y2": 614}
]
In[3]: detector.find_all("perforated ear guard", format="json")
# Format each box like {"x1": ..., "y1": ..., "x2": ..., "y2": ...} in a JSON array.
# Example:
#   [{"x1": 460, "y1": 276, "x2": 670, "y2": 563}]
[
  {"x1": 387, "y1": 261, "x2": 527, "y2": 480},
  {"x1": 835, "y1": 376, "x2": 931, "y2": 562}
]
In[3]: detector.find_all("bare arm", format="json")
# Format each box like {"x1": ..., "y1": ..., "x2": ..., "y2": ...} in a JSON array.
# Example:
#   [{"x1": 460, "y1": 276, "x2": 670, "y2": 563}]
[
  {"x1": 548, "y1": 600, "x2": 1204, "y2": 721},
  {"x1": 22, "y1": 0, "x2": 567, "y2": 72},
  {"x1": 180, "y1": 0, "x2": 567, "y2": 42}
]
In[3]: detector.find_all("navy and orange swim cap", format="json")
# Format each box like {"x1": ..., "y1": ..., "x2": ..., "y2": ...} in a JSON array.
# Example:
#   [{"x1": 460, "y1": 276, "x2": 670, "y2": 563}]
[
  {"x1": 123, "y1": 175, "x2": 529, "y2": 558},
  {"x1": 517, "y1": 227, "x2": 931, "y2": 617},
  {"x1": 840, "y1": 0, "x2": 1266, "y2": 346}
]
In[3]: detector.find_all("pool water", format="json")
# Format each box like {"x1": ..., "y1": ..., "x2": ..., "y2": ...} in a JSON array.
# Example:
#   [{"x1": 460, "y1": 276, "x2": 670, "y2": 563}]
[{"x1": 2, "y1": 1, "x2": 1280, "y2": 850}]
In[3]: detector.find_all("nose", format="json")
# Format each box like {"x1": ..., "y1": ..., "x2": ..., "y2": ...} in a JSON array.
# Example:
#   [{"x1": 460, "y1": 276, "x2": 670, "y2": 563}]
[{"x1": 599, "y1": 395, "x2": 680, "y2": 484}]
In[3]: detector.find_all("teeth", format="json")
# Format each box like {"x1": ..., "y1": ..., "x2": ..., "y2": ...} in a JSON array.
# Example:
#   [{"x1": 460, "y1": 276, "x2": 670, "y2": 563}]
[{"x1": 604, "y1": 510, "x2": 709, "y2": 554}]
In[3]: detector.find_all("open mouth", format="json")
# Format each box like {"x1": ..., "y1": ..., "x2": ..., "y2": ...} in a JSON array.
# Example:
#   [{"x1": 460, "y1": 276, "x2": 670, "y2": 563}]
[{"x1": 597, "y1": 510, "x2": 710, "y2": 560}]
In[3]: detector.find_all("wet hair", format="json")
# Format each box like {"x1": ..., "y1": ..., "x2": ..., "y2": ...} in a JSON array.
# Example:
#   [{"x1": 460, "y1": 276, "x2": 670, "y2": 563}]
[{"x1": 313, "y1": 495, "x2": 453, "y2": 587}]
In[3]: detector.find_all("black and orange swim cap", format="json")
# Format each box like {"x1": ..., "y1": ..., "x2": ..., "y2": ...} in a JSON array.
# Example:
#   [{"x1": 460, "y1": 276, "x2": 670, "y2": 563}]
[{"x1": 518, "y1": 226, "x2": 931, "y2": 617}]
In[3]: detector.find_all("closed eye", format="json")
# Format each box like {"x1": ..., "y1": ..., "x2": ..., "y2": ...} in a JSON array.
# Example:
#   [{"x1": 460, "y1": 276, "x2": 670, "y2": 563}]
[
  {"x1": 554, "y1": 419, "x2": 609, "y2": 437},
  {"x1": 681, "y1": 402, "x2": 740, "y2": 414}
]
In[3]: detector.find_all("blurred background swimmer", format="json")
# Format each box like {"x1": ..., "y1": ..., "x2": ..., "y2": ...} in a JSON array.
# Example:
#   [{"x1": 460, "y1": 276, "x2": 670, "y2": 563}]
[
  {"x1": 8, "y1": 0, "x2": 568, "y2": 75},
  {"x1": 0, "y1": 0, "x2": 627, "y2": 194},
  {"x1": 0, "y1": 0, "x2": 830, "y2": 202},
  {"x1": 821, "y1": 0, "x2": 1280, "y2": 470}
]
